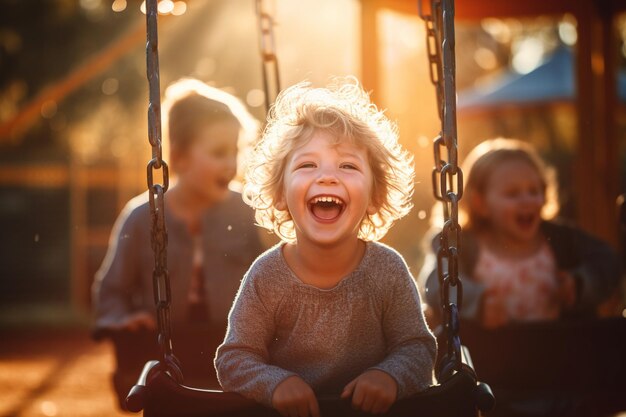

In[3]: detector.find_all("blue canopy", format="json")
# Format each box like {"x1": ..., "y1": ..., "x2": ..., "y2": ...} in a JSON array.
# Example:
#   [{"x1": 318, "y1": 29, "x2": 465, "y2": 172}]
[{"x1": 458, "y1": 46, "x2": 626, "y2": 109}]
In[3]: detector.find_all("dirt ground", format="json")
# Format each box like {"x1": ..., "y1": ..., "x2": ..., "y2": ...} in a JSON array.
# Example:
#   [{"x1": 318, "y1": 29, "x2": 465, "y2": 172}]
[{"x1": 0, "y1": 327, "x2": 128, "y2": 417}]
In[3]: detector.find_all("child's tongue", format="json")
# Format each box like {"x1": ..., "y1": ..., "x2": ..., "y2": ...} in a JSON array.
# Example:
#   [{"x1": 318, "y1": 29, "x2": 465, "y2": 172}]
[{"x1": 311, "y1": 202, "x2": 342, "y2": 220}]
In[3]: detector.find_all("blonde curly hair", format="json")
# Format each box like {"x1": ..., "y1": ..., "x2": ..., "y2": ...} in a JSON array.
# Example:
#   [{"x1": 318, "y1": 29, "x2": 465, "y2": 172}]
[{"x1": 243, "y1": 78, "x2": 415, "y2": 243}]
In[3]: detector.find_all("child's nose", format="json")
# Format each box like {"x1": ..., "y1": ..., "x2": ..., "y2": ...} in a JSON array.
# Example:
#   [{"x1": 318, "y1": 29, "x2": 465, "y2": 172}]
[{"x1": 316, "y1": 170, "x2": 339, "y2": 185}]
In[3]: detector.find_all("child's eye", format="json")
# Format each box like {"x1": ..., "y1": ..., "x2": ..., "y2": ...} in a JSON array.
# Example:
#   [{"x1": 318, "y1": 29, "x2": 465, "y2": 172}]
[
  {"x1": 340, "y1": 163, "x2": 358, "y2": 170},
  {"x1": 297, "y1": 162, "x2": 316, "y2": 169}
]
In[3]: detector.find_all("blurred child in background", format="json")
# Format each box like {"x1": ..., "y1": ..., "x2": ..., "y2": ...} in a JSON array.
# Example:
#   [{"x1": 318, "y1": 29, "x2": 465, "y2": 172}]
[
  {"x1": 420, "y1": 138, "x2": 621, "y2": 328},
  {"x1": 92, "y1": 79, "x2": 265, "y2": 404}
]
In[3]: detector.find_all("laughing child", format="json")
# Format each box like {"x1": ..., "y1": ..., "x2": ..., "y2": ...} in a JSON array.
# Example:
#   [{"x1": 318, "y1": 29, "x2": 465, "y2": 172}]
[
  {"x1": 215, "y1": 79, "x2": 436, "y2": 417},
  {"x1": 93, "y1": 79, "x2": 264, "y2": 398},
  {"x1": 420, "y1": 138, "x2": 621, "y2": 328}
]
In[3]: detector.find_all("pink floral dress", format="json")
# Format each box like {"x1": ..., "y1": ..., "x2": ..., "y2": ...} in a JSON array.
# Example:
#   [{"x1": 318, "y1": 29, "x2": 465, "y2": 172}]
[{"x1": 474, "y1": 242, "x2": 560, "y2": 322}]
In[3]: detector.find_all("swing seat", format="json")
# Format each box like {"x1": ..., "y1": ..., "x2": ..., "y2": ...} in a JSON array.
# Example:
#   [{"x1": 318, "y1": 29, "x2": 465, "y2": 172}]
[
  {"x1": 459, "y1": 317, "x2": 626, "y2": 417},
  {"x1": 94, "y1": 326, "x2": 226, "y2": 409},
  {"x1": 126, "y1": 346, "x2": 494, "y2": 417}
]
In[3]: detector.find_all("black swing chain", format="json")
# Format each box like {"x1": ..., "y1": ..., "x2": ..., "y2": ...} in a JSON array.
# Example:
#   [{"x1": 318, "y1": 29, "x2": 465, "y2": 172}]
[
  {"x1": 419, "y1": 0, "x2": 464, "y2": 381},
  {"x1": 255, "y1": 0, "x2": 281, "y2": 114},
  {"x1": 144, "y1": 0, "x2": 461, "y2": 386},
  {"x1": 145, "y1": 0, "x2": 183, "y2": 382}
]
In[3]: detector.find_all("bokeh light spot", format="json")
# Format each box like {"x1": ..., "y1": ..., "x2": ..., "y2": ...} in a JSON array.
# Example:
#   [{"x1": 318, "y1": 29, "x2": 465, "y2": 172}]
[
  {"x1": 158, "y1": 0, "x2": 174, "y2": 15},
  {"x1": 101, "y1": 78, "x2": 119, "y2": 95},
  {"x1": 417, "y1": 135, "x2": 430, "y2": 148},
  {"x1": 79, "y1": 0, "x2": 101, "y2": 11},
  {"x1": 246, "y1": 89, "x2": 265, "y2": 108},
  {"x1": 512, "y1": 37, "x2": 544, "y2": 74},
  {"x1": 558, "y1": 20, "x2": 577, "y2": 46},
  {"x1": 481, "y1": 18, "x2": 512, "y2": 44},
  {"x1": 474, "y1": 47, "x2": 497, "y2": 70},
  {"x1": 112, "y1": 0, "x2": 127, "y2": 12},
  {"x1": 172, "y1": 1, "x2": 187, "y2": 16},
  {"x1": 41, "y1": 100, "x2": 57, "y2": 119},
  {"x1": 40, "y1": 401, "x2": 58, "y2": 417},
  {"x1": 1, "y1": 30, "x2": 23, "y2": 54},
  {"x1": 418, "y1": 210, "x2": 427, "y2": 220}
]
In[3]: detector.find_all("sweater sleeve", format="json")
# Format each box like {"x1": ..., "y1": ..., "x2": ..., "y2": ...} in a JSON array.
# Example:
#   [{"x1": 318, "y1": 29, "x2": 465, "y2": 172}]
[
  {"x1": 561, "y1": 227, "x2": 622, "y2": 313},
  {"x1": 92, "y1": 201, "x2": 143, "y2": 331},
  {"x1": 214, "y1": 264, "x2": 297, "y2": 406},
  {"x1": 369, "y1": 255, "x2": 437, "y2": 398}
]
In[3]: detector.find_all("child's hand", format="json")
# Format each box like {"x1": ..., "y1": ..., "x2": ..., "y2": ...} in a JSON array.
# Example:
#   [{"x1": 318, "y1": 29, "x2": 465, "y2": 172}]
[
  {"x1": 341, "y1": 369, "x2": 397, "y2": 414},
  {"x1": 272, "y1": 375, "x2": 320, "y2": 417},
  {"x1": 115, "y1": 311, "x2": 156, "y2": 332},
  {"x1": 556, "y1": 271, "x2": 576, "y2": 309},
  {"x1": 482, "y1": 293, "x2": 508, "y2": 329}
]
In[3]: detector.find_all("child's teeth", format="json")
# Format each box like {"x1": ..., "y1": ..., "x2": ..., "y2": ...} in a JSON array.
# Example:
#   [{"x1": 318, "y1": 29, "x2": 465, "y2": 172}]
[{"x1": 313, "y1": 196, "x2": 343, "y2": 204}]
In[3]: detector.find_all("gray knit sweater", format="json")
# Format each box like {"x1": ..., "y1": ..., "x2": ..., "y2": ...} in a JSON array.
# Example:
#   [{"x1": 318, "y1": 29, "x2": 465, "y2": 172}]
[{"x1": 215, "y1": 241, "x2": 437, "y2": 406}]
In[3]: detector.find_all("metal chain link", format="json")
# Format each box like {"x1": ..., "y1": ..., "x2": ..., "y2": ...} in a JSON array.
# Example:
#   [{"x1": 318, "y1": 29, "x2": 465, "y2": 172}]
[
  {"x1": 255, "y1": 0, "x2": 281, "y2": 114},
  {"x1": 145, "y1": 0, "x2": 182, "y2": 383},
  {"x1": 419, "y1": 0, "x2": 464, "y2": 382}
]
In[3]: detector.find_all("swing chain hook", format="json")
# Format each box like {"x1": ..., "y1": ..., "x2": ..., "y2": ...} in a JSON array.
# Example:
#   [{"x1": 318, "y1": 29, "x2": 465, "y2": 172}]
[
  {"x1": 420, "y1": 0, "x2": 464, "y2": 381},
  {"x1": 256, "y1": 0, "x2": 281, "y2": 114},
  {"x1": 145, "y1": 0, "x2": 182, "y2": 383}
]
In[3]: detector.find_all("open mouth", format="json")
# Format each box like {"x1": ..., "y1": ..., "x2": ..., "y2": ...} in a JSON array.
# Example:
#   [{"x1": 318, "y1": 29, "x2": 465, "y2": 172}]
[
  {"x1": 308, "y1": 195, "x2": 345, "y2": 221},
  {"x1": 515, "y1": 213, "x2": 537, "y2": 230}
]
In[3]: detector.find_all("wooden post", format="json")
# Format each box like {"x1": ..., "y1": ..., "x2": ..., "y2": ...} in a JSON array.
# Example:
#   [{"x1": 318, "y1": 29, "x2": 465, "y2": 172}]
[
  {"x1": 361, "y1": 0, "x2": 381, "y2": 103},
  {"x1": 574, "y1": 0, "x2": 620, "y2": 246}
]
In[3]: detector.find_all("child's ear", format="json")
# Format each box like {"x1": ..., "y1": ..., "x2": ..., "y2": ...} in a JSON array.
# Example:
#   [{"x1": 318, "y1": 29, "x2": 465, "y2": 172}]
[
  {"x1": 471, "y1": 192, "x2": 489, "y2": 217},
  {"x1": 169, "y1": 146, "x2": 187, "y2": 173},
  {"x1": 274, "y1": 191, "x2": 287, "y2": 211},
  {"x1": 367, "y1": 186, "x2": 383, "y2": 216},
  {"x1": 275, "y1": 200, "x2": 287, "y2": 211}
]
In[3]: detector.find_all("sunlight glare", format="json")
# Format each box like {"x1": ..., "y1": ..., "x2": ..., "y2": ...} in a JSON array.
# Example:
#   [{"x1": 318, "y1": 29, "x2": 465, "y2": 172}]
[{"x1": 512, "y1": 37, "x2": 544, "y2": 74}]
